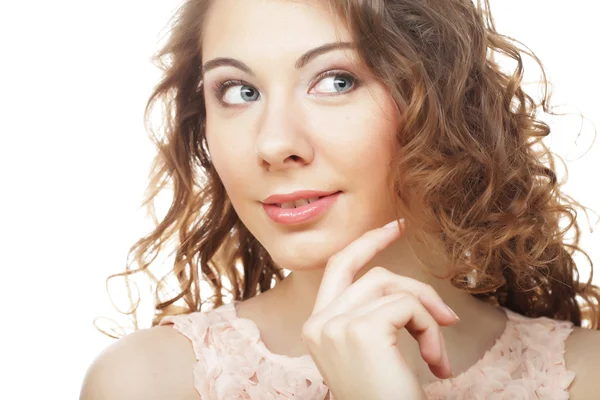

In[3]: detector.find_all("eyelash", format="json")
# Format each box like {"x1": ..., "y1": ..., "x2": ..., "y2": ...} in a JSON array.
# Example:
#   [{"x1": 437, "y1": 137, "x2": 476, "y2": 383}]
[{"x1": 210, "y1": 69, "x2": 359, "y2": 105}]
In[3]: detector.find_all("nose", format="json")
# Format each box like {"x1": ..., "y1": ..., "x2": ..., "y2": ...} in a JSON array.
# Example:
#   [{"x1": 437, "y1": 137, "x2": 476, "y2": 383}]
[{"x1": 254, "y1": 95, "x2": 314, "y2": 172}]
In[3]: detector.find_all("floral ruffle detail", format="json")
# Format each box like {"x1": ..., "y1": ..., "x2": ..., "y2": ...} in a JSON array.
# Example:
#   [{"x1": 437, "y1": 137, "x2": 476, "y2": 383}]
[
  {"x1": 159, "y1": 305, "x2": 331, "y2": 400},
  {"x1": 423, "y1": 309, "x2": 576, "y2": 400},
  {"x1": 161, "y1": 304, "x2": 575, "y2": 400}
]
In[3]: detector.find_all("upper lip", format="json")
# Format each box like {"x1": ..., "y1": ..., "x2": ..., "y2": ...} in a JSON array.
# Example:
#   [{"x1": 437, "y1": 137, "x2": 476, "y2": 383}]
[{"x1": 262, "y1": 190, "x2": 341, "y2": 204}]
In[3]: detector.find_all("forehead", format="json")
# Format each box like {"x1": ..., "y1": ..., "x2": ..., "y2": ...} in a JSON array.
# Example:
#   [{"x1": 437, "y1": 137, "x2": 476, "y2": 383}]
[{"x1": 202, "y1": 0, "x2": 352, "y2": 60}]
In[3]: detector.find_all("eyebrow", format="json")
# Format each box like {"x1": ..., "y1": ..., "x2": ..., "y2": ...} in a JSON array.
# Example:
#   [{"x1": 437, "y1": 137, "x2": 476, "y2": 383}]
[{"x1": 201, "y1": 41, "x2": 354, "y2": 76}]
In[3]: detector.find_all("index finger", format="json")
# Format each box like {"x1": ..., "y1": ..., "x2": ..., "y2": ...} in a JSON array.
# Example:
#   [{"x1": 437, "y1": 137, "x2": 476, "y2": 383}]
[{"x1": 312, "y1": 219, "x2": 406, "y2": 315}]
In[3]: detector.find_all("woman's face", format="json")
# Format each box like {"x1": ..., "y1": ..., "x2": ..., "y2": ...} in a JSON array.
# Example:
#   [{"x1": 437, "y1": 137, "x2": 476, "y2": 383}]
[{"x1": 202, "y1": 0, "x2": 401, "y2": 270}]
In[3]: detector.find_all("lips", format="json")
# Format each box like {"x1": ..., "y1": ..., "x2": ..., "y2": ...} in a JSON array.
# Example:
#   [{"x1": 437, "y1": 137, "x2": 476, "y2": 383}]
[
  {"x1": 262, "y1": 191, "x2": 342, "y2": 225},
  {"x1": 262, "y1": 190, "x2": 341, "y2": 205},
  {"x1": 275, "y1": 196, "x2": 324, "y2": 208}
]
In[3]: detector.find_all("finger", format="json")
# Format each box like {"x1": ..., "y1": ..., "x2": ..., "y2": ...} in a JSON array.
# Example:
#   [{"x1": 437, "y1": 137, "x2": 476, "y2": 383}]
[
  {"x1": 343, "y1": 292, "x2": 454, "y2": 378},
  {"x1": 346, "y1": 294, "x2": 442, "y2": 366},
  {"x1": 312, "y1": 219, "x2": 405, "y2": 314},
  {"x1": 429, "y1": 332, "x2": 452, "y2": 379},
  {"x1": 348, "y1": 295, "x2": 452, "y2": 379},
  {"x1": 349, "y1": 292, "x2": 454, "y2": 377},
  {"x1": 325, "y1": 268, "x2": 459, "y2": 326}
]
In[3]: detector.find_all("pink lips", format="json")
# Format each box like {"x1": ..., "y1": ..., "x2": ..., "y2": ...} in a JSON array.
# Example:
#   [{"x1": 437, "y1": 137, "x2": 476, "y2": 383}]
[
  {"x1": 262, "y1": 190, "x2": 340, "y2": 205},
  {"x1": 262, "y1": 191, "x2": 342, "y2": 225}
]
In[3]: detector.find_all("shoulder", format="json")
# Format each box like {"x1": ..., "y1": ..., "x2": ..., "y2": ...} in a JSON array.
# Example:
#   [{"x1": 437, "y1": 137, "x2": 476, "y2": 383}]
[
  {"x1": 79, "y1": 325, "x2": 199, "y2": 400},
  {"x1": 564, "y1": 325, "x2": 600, "y2": 399}
]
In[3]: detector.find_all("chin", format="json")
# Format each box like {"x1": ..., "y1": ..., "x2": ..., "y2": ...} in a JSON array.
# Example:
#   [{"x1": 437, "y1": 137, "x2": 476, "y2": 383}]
[
  {"x1": 272, "y1": 254, "x2": 329, "y2": 271},
  {"x1": 264, "y1": 231, "x2": 351, "y2": 271}
]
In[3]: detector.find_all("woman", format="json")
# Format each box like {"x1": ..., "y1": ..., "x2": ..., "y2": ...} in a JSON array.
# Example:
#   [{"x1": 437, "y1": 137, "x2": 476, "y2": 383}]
[{"x1": 81, "y1": 0, "x2": 600, "y2": 398}]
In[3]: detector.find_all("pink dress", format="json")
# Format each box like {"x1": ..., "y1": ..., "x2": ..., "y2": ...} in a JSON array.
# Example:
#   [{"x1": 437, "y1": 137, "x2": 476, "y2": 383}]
[{"x1": 159, "y1": 301, "x2": 576, "y2": 399}]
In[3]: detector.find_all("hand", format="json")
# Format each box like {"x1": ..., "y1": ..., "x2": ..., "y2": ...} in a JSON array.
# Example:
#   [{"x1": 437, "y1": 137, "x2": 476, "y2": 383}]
[{"x1": 300, "y1": 220, "x2": 459, "y2": 400}]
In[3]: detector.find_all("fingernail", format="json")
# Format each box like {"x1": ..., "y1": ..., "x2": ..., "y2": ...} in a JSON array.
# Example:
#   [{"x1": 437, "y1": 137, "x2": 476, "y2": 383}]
[
  {"x1": 383, "y1": 218, "x2": 404, "y2": 229},
  {"x1": 446, "y1": 304, "x2": 460, "y2": 322}
]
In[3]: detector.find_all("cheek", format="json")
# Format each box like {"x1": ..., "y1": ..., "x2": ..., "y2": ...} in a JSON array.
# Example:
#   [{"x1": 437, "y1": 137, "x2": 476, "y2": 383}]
[
  {"x1": 319, "y1": 99, "x2": 397, "y2": 178},
  {"x1": 337, "y1": 100, "x2": 399, "y2": 215},
  {"x1": 205, "y1": 127, "x2": 253, "y2": 200}
]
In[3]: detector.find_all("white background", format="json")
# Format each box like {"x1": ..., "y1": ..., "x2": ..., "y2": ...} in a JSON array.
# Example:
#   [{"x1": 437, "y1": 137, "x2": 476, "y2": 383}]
[{"x1": 1, "y1": 1, "x2": 598, "y2": 398}]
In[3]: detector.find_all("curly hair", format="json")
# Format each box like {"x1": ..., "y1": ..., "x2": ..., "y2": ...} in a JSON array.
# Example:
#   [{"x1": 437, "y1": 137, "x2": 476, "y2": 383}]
[{"x1": 99, "y1": 0, "x2": 600, "y2": 337}]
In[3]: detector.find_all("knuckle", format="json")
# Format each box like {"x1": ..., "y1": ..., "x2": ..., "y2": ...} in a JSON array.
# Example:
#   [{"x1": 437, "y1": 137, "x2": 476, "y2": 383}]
[
  {"x1": 421, "y1": 283, "x2": 436, "y2": 296},
  {"x1": 326, "y1": 254, "x2": 339, "y2": 267},
  {"x1": 419, "y1": 283, "x2": 440, "y2": 301},
  {"x1": 367, "y1": 266, "x2": 389, "y2": 279},
  {"x1": 321, "y1": 318, "x2": 345, "y2": 342},
  {"x1": 345, "y1": 321, "x2": 369, "y2": 342},
  {"x1": 389, "y1": 291, "x2": 411, "y2": 302},
  {"x1": 399, "y1": 292, "x2": 420, "y2": 307},
  {"x1": 301, "y1": 322, "x2": 319, "y2": 343}
]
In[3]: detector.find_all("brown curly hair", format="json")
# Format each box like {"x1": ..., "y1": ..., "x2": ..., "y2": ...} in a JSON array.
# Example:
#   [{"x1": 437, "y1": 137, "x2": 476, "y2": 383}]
[{"x1": 99, "y1": 0, "x2": 600, "y2": 337}]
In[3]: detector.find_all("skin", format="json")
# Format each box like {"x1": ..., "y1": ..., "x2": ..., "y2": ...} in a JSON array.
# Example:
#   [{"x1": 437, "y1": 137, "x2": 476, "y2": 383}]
[
  {"x1": 79, "y1": 1, "x2": 600, "y2": 398},
  {"x1": 202, "y1": 0, "x2": 509, "y2": 386}
]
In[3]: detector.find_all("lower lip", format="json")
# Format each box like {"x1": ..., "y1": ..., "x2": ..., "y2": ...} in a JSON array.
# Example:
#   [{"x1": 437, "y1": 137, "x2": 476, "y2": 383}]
[{"x1": 262, "y1": 192, "x2": 342, "y2": 225}]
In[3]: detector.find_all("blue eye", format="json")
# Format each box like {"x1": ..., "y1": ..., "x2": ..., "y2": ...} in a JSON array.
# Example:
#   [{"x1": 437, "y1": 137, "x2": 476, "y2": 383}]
[
  {"x1": 310, "y1": 71, "x2": 356, "y2": 94},
  {"x1": 213, "y1": 80, "x2": 260, "y2": 105},
  {"x1": 212, "y1": 70, "x2": 359, "y2": 106}
]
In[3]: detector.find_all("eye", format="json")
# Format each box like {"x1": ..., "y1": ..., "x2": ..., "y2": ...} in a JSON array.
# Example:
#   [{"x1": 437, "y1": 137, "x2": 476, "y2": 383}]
[
  {"x1": 211, "y1": 70, "x2": 358, "y2": 107},
  {"x1": 310, "y1": 70, "x2": 357, "y2": 95},
  {"x1": 213, "y1": 80, "x2": 261, "y2": 105}
]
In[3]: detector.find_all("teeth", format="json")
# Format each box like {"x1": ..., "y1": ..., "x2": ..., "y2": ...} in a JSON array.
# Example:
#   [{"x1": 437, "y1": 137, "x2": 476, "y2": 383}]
[
  {"x1": 277, "y1": 197, "x2": 322, "y2": 208},
  {"x1": 294, "y1": 199, "x2": 310, "y2": 207}
]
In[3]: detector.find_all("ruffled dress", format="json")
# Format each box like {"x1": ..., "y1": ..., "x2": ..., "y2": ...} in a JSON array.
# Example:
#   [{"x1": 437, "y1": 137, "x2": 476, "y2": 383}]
[{"x1": 159, "y1": 301, "x2": 575, "y2": 399}]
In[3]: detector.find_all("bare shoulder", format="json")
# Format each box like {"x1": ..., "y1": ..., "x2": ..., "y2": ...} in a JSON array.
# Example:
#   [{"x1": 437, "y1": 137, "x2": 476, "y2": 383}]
[
  {"x1": 564, "y1": 325, "x2": 600, "y2": 399},
  {"x1": 79, "y1": 325, "x2": 199, "y2": 400}
]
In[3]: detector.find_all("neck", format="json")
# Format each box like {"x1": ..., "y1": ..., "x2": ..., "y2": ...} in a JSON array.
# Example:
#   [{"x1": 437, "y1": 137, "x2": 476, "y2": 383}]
[
  {"x1": 262, "y1": 235, "x2": 507, "y2": 382},
  {"x1": 271, "y1": 236, "x2": 483, "y2": 322}
]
